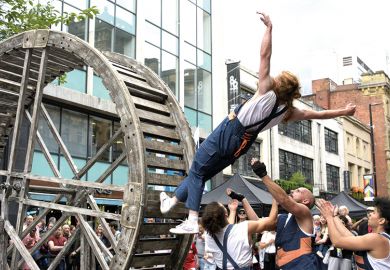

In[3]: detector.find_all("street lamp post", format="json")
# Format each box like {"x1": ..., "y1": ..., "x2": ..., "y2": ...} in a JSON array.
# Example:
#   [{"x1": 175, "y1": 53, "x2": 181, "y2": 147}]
[{"x1": 369, "y1": 103, "x2": 382, "y2": 197}]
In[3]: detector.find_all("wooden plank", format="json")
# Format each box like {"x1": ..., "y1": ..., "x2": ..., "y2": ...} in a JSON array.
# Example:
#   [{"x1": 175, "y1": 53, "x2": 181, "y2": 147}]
[
  {"x1": 0, "y1": 77, "x2": 35, "y2": 93},
  {"x1": 144, "y1": 200, "x2": 187, "y2": 219},
  {"x1": 139, "y1": 222, "x2": 180, "y2": 236},
  {"x1": 10, "y1": 49, "x2": 72, "y2": 73},
  {"x1": 4, "y1": 221, "x2": 40, "y2": 270},
  {"x1": 146, "y1": 190, "x2": 175, "y2": 201},
  {"x1": 136, "y1": 238, "x2": 178, "y2": 251},
  {"x1": 86, "y1": 194, "x2": 117, "y2": 251},
  {"x1": 121, "y1": 75, "x2": 167, "y2": 99},
  {"x1": 41, "y1": 103, "x2": 79, "y2": 176},
  {"x1": 137, "y1": 108, "x2": 175, "y2": 128},
  {"x1": 128, "y1": 86, "x2": 166, "y2": 104},
  {"x1": 131, "y1": 253, "x2": 171, "y2": 268},
  {"x1": 29, "y1": 185, "x2": 75, "y2": 194},
  {"x1": 23, "y1": 172, "x2": 124, "y2": 192},
  {"x1": 25, "y1": 109, "x2": 61, "y2": 178},
  {"x1": 0, "y1": 219, "x2": 7, "y2": 270},
  {"x1": 1, "y1": 48, "x2": 32, "y2": 221},
  {"x1": 110, "y1": 61, "x2": 146, "y2": 81},
  {"x1": 146, "y1": 156, "x2": 186, "y2": 171},
  {"x1": 21, "y1": 198, "x2": 121, "y2": 220},
  {"x1": 85, "y1": 221, "x2": 113, "y2": 261},
  {"x1": 77, "y1": 214, "x2": 109, "y2": 270},
  {"x1": 0, "y1": 68, "x2": 39, "y2": 84},
  {"x1": 0, "y1": 60, "x2": 54, "y2": 82},
  {"x1": 113, "y1": 65, "x2": 146, "y2": 82},
  {"x1": 1, "y1": 52, "x2": 66, "y2": 75},
  {"x1": 141, "y1": 123, "x2": 180, "y2": 141},
  {"x1": 146, "y1": 172, "x2": 184, "y2": 186},
  {"x1": 132, "y1": 96, "x2": 170, "y2": 115}
]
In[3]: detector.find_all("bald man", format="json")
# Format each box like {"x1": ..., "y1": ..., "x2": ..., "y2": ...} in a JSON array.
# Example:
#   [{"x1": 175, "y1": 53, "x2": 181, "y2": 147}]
[{"x1": 251, "y1": 159, "x2": 318, "y2": 270}]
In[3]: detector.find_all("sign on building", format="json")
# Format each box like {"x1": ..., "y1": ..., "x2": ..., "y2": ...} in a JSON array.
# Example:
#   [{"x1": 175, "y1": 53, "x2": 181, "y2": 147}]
[
  {"x1": 226, "y1": 61, "x2": 241, "y2": 113},
  {"x1": 363, "y1": 174, "x2": 375, "y2": 201}
]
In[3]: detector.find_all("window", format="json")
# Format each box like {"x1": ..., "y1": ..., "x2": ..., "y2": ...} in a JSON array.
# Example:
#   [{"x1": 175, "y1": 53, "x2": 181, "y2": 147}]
[
  {"x1": 92, "y1": 0, "x2": 136, "y2": 58},
  {"x1": 32, "y1": 103, "x2": 127, "y2": 184},
  {"x1": 181, "y1": 0, "x2": 212, "y2": 135},
  {"x1": 89, "y1": 116, "x2": 112, "y2": 162},
  {"x1": 325, "y1": 128, "x2": 338, "y2": 154},
  {"x1": 232, "y1": 142, "x2": 261, "y2": 177},
  {"x1": 326, "y1": 164, "x2": 340, "y2": 192},
  {"x1": 279, "y1": 120, "x2": 312, "y2": 144},
  {"x1": 279, "y1": 150, "x2": 313, "y2": 184},
  {"x1": 144, "y1": 0, "x2": 179, "y2": 97}
]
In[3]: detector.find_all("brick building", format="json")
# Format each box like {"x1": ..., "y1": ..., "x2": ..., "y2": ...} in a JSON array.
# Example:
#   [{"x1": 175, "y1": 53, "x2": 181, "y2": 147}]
[{"x1": 303, "y1": 71, "x2": 390, "y2": 197}]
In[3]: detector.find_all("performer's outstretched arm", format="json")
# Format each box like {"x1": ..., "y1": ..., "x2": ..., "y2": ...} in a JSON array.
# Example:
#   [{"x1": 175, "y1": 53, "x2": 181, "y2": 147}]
[
  {"x1": 288, "y1": 103, "x2": 356, "y2": 122},
  {"x1": 257, "y1": 12, "x2": 274, "y2": 96}
]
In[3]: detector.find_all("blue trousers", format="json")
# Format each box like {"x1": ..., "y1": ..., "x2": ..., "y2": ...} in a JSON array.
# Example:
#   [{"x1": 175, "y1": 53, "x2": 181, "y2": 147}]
[{"x1": 175, "y1": 116, "x2": 250, "y2": 211}]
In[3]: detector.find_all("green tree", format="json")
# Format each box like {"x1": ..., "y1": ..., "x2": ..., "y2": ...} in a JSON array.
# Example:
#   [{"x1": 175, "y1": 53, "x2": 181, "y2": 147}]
[
  {"x1": 0, "y1": 0, "x2": 98, "y2": 40},
  {"x1": 275, "y1": 171, "x2": 313, "y2": 193}
]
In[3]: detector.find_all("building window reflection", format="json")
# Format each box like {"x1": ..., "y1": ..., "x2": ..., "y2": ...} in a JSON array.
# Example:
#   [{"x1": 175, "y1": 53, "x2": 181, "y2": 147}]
[
  {"x1": 326, "y1": 164, "x2": 340, "y2": 192},
  {"x1": 279, "y1": 149, "x2": 313, "y2": 184},
  {"x1": 89, "y1": 116, "x2": 112, "y2": 162}
]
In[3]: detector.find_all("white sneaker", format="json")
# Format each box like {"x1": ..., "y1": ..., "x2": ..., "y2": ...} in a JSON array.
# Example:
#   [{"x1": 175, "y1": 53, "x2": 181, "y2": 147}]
[
  {"x1": 316, "y1": 251, "x2": 324, "y2": 259},
  {"x1": 169, "y1": 219, "x2": 199, "y2": 234},
  {"x1": 160, "y1": 192, "x2": 172, "y2": 214}
]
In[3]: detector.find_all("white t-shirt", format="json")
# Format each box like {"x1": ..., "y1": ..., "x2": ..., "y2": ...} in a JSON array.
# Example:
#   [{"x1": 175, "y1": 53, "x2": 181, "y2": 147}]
[
  {"x1": 260, "y1": 231, "x2": 276, "y2": 254},
  {"x1": 237, "y1": 91, "x2": 287, "y2": 132},
  {"x1": 205, "y1": 221, "x2": 252, "y2": 269}
]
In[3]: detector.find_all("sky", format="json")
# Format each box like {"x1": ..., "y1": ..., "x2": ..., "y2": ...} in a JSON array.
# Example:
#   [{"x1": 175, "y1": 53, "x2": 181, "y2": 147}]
[{"x1": 221, "y1": 0, "x2": 390, "y2": 94}]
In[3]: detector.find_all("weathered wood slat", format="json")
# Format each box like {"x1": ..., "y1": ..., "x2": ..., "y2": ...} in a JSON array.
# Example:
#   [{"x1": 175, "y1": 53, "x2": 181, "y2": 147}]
[
  {"x1": 132, "y1": 96, "x2": 170, "y2": 115},
  {"x1": 143, "y1": 140, "x2": 184, "y2": 156},
  {"x1": 139, "y1": 223, "x2": 180, "y2": 236},
  {"x1": 131, "y1": 253, "x2": 171, "y2": 268},
  {"x1": 111, "y1": 61, "x2": 146, "y2": 82},
  {"x1": 11, "y1": 49, "x2": 72, "y2": 72},
  {"x1": 44, "y1": 47, "x2": 84, "y2": 67},
  {"x1": 121, "y1": 74, "x2": 167, "y2": 99},
  {"x1": 137, "y1": 108, "x2": 175, "y2": 128},
  {"x1": 0, "y1": 61, "x2": 54, "y2": 82},
  {"x1": 141, "y1": 123, "x2": 180, "y2": 141},
  {"x1": 136, "y1": 238, "x2": 177, "y2": 251},
  {"x1": 0, "y1": 68, "x2": 39, "y2": 85},
  {"x1": 146, "y1": 172, "x2": 184, "y2": 186},
  {"x1": 0, "y1": 77, "x2": 35, "y2": 92},
  {"x1": 114, "y1": 66, "x2": 146, "y2": 82},
  {"x1": 146, "y1": 190, "x2": 175, "y2": 201},
  {"x1": 146, "y1": 156, "x2": 186, "y2": 171},
  {"x1": 128, "y1": 86, "x2": 166, "y2": 104},
  {"x1": 144, "y1": 200, "x2": 187, "y2": 219},
  {"x1": 21, "y1": 198, "x2": 121, "y2": 220},
  {"x1": 1, "y1": 52, "x2": 67, "y2": 75}
]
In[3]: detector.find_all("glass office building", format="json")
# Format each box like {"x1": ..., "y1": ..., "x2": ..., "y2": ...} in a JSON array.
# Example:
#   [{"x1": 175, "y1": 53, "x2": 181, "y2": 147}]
[{"x1": 28, "y1": 0, "x2": 213, "y2": 204}]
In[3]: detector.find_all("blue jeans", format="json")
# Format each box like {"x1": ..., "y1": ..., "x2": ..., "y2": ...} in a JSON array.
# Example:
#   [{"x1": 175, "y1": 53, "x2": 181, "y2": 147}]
[{"x1": 175, "y1": 117, "x2": 248, "y2": 211}]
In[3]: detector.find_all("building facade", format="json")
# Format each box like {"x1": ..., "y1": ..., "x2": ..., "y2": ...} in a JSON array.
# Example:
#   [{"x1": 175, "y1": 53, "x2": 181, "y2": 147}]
[{"x1": 306, "y1": 71, "x2": 390, "y2": 197}]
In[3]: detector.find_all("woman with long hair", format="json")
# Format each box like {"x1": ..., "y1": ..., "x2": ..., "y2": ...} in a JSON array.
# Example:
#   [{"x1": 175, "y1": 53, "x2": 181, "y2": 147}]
[{"x1": 202, "y1": 199, "x2": 278, "y2": 270}]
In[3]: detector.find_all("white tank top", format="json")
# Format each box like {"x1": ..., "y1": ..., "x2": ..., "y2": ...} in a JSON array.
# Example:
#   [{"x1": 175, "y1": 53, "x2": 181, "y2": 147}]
[
  {"x1": 237, "y1": 91, "x2": 287, "y2": 133},
  {"x1": 367, "y1": 234, "x2": 390, "y2": 270},
  {"x1": 205, "y1": 221, "x2": 252, "y2": 269}
]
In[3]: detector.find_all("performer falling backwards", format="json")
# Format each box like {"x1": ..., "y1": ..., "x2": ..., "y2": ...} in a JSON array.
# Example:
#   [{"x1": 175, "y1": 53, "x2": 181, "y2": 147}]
[{"x1": 160, "y1": 12, "x2": 356, "y2": 234}]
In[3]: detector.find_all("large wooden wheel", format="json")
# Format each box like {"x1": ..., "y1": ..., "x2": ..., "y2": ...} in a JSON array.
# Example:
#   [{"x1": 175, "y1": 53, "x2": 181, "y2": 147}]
[{"x1": 0, "y1": 30, "x2": 195, "y2": 270}]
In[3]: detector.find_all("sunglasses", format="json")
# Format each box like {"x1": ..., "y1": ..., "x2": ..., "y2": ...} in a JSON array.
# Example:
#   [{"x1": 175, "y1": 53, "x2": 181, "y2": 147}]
[{"x1": 238, "y1": 212, "x2": 246, "y2": 215}]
